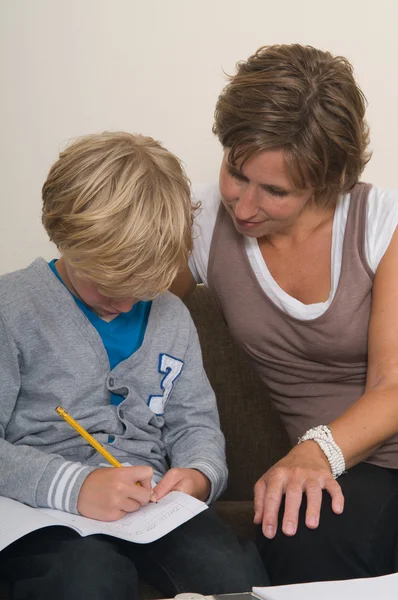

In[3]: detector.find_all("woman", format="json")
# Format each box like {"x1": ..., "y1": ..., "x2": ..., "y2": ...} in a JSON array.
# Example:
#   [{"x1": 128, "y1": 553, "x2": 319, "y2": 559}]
[{"x1": 172, "y1": 44, "x2": 398, "y2": 584}]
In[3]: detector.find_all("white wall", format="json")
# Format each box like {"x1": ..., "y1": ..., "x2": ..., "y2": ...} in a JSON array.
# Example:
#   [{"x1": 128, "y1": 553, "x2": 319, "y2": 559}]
[{"x1": 1, "y1": 0, "x2": 398, "y2": 273}]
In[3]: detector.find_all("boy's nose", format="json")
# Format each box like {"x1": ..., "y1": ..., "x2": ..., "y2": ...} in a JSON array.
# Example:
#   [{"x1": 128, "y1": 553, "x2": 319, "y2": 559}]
[{"x1": 111, "y1": 298, "x2": 136, "y2": 313}]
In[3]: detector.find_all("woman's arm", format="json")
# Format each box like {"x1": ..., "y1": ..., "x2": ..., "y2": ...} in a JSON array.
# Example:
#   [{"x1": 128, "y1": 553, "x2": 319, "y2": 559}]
[
  {"x1": 331, "y1": 226, "x2": 398, "y2": 464},
  {"x1": 254, "y1": 226, "x2": 398, "y2": 538},
  {"x1": 170, "y1": 266, "x2": 197, "y2": 299}
]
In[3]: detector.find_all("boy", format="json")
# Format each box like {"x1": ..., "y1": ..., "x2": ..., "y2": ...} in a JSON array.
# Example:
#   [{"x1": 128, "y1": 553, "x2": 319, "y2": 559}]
[{"x1": 0, "y1": 132, "x2": 267, "y2": 599}]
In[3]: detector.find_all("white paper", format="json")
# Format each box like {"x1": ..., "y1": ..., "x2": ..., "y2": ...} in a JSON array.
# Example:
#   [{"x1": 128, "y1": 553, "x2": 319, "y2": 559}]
[
  {"x1": 253, "y1": 571, "x2": 398, "y2": 600},
  {"x1": 0, "y1": 497, "x2": 62, "y2": 551},
  {"x1": 42, "y1": 491, "x2": 208, "y2": 543},
  {"x1": 0, "y1": 491, "x2": 208, "y2": 550}
]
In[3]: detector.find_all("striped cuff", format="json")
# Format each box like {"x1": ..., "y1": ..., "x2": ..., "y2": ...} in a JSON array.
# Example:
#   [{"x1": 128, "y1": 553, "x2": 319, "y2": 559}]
[
  {"x1": 36, "y1": 459, "x2": 97, "y2": 514},
  {"x1": 187, "y1": 460, "x2": 227, "y2": 504}
]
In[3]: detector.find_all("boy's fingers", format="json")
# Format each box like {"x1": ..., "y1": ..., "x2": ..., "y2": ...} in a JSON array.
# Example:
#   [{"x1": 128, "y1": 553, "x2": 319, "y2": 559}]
[
  {"x1": 124, "y1": 465, "x2": 154, "y2": 478},
  {"x1": 120, "y1": 498, "x2": 142, "y2": 514},
  {"x1": 125, "y1": 465, "x2": 153, "y2": 490},
  {"x1": 139, "y1": 475, "x2": 154, "y2": 493},
  {"x1": 153, "y1": 470, "x2": 181, "y2": 500},
  {"x1": 127, "y1": 484, "x2": 152, "y2": 505},
  {"x1": 173, "y1": 479, "x2": 194, "y2": 495},
  {"x1": 153, "y1": 479, "x2": 173, "y2": 501}
]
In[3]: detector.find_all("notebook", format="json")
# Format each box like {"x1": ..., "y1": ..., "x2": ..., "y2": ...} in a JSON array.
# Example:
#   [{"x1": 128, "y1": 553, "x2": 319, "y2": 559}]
[
  {"x1": 253, "y1": 571, "x2": 398, "y2": 600},
  {"x1": 0, "y1": 491, "x2": 208, "y2": 551}
]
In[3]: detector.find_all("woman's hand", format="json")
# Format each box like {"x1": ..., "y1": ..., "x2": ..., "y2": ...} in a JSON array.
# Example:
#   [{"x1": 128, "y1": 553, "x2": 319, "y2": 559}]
[
  {"x1": 254, "y1": 440, "x2": 345, "y2": 538},
  {"x1": 153, "y1": 468, "x2": 211, "y2": 502}
]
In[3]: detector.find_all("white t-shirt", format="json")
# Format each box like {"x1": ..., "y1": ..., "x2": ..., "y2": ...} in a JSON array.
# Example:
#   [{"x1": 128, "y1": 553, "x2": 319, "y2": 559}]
[{"x1": 188, "y1": 183, "x2": 398, "y2": 320}]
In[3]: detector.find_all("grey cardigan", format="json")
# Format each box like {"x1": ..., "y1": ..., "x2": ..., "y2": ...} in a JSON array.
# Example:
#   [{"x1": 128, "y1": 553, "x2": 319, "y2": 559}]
[{"x1": 0, "y1": 259, "x2": 227, "y2": 513}]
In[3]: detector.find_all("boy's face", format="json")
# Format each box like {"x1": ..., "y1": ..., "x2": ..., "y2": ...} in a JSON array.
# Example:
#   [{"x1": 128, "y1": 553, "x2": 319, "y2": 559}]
[{"x1": 58, "y1": 258, "x2": 137, "y2": 321}]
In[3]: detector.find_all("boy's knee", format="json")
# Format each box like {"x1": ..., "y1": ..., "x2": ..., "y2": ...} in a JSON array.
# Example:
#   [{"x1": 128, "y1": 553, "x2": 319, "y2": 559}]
[
  {"x1": 47, "y1": 536, "x2": 138, "y2": 596},
  {"x1": 174, "y1": 514, "x2": 268, "y2": 591}
]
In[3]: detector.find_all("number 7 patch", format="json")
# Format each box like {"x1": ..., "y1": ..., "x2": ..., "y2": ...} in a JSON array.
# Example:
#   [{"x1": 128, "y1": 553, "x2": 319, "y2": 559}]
[{"x1": 147, "y1": 353, "x2": 184, "y2": 415}]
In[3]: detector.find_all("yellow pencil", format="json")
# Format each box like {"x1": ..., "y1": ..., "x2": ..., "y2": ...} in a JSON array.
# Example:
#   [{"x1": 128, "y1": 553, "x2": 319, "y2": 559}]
[
  {"x1": 55, "y1": 405, "x2": 123, "y2": 468},
  {"x1": 55, "y1": 406, "x2": 157, "y2": 496}
]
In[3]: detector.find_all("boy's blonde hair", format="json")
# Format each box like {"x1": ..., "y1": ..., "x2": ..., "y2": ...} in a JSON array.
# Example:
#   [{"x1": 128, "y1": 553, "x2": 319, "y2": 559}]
[{"x1": 42, "y1": 132, "x2": 193, "y2": 300}]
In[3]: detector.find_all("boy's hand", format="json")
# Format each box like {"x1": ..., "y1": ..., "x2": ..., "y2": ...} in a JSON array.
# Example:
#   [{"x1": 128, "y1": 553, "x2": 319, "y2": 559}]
[
  {"x1": 77, "y1": 465, "x2": 153, "y2": 521},
  {"x1": 153, "y1": 468, "x2": 211, "y2": 502}
]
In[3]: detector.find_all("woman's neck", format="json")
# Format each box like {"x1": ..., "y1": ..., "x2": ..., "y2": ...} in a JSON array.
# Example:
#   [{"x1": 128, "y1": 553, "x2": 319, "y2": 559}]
[{"x1": 263, "y1": 201, "x2": 336, "y2": 250}]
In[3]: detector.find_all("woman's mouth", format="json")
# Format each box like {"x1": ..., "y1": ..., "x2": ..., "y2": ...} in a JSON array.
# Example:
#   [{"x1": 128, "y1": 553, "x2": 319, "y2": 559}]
[{"x1": 235, "y1": 217, "x2": 266, "y2": 229}]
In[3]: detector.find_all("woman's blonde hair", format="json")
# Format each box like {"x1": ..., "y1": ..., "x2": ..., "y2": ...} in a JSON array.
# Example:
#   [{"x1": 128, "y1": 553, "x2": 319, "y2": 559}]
[
  {"x1": 213, "y1": 44, "x2": 371, "y2": 203},
  {"x1": 42, "y1": 132, "x2": 193, "y2": 299}
]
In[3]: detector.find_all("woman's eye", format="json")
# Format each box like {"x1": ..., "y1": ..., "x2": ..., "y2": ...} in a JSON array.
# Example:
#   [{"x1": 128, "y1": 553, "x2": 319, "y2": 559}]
[
  {"x1": 265, "y1": 187, "x2": 287, "y2": 198},
  {"x1": 231, "y1": 172, "x2": 246, "y2": 182}
]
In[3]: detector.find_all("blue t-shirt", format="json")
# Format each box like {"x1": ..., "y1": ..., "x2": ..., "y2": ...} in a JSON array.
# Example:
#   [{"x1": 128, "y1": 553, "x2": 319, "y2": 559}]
[{"x1": 49, "y1": 260, "x2": 151, "y2": 406}]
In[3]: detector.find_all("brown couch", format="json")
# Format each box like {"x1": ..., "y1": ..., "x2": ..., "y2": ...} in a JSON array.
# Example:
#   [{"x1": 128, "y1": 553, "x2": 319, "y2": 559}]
[{"x1": 0, "y1": 284, "x2": 290, "y2": 599}]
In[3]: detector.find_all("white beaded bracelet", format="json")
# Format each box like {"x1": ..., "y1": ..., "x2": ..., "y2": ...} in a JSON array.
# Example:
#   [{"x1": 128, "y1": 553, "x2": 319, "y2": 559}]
[{"x1": 298, "y1": 425, "x2": 346, "y2": 479}]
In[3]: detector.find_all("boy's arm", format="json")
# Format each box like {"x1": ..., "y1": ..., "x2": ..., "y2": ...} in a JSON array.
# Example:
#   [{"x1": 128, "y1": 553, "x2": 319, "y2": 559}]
[
  {"x1": 161, "y1": 317, "x2": 228, "y2": 504},
  {"x1": 0, "y1": 314, "x2": 96, "y2": 513}
]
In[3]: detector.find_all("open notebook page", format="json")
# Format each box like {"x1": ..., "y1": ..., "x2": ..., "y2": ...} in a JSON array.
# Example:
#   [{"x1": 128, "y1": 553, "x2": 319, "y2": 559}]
[
  {"x1": 253, "y1": 571, "x2": 398, "y2": 600},
  {"x1": 0, "y1": 496, "x2": 58, "y2": 551},
  {"x1": 0, "y1": 491, "x2": 207, "y2": 551},
  {"x1": 42, "y1": 491, "x2": 208, "y2": 543}
]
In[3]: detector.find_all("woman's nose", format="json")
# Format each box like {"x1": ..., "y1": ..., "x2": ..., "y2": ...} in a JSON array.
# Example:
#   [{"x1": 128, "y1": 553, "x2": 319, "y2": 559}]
[{"x1": 234, "y1": 186, "x2": 259, "y2": 221}]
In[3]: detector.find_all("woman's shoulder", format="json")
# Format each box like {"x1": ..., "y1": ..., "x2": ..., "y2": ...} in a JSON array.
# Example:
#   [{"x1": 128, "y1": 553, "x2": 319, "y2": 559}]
[
  {"x1": 192, "y1": 182, "x2": 222, "y2": 218},
  {"x1": 368, "y1": 184, "x2": 398, "y2": 210},
  {"x1": 365, "y1": 185, "x2": 398, "y2": 272},
  {"x1": 189, "y1": 183, "x2": 223, "y2": 286}
]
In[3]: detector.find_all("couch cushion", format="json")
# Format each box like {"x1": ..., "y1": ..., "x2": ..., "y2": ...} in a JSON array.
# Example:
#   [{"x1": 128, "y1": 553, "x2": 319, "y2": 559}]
[
  {"x1": 215, "y1": 500, "x2": 257, "y2": 541},
  {"x1": 184, "y1": 285, "x2": 290, "y2": 501}
]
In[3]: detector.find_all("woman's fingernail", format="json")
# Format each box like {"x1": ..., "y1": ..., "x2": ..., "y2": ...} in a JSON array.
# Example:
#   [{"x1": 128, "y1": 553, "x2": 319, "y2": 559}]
[
  {"x1": 308, "y1": 515, "x2": 318, "y2": 527},
  {"x1": 265, "y1": 525, "x2": 275, "y2": 538},
  {"x1": 285, "y1": 521, "x2": 295, "y2": 535}
]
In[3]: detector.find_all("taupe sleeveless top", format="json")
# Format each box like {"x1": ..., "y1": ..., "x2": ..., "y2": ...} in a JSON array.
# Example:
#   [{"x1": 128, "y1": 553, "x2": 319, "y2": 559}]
[{"x1": 208, "y1": 182, "x2": 398, "y2": 469}]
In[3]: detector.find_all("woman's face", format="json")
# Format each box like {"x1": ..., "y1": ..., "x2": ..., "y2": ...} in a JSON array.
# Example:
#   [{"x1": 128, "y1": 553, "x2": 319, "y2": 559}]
[{"x1": 219, "y1": 148, "x2": 315, "y2": 238}]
